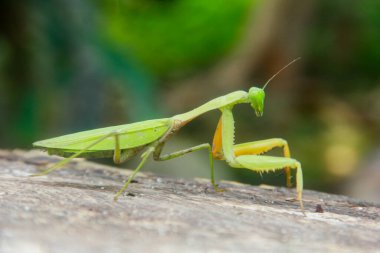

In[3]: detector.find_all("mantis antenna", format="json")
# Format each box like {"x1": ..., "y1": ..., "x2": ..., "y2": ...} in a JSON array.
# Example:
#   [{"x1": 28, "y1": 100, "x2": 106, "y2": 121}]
[{"x1": 262, "y1": 57, "x2": 301, "y2": 90}]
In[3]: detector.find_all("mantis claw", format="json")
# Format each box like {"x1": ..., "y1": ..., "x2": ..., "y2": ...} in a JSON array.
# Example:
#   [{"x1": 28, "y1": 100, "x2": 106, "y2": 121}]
[
  {"x1": 113, "y1": 194, "x2": 120, "y2": 202},
  {"x1": 29, "y1": 173, "x2": 45, "y2": 177},
  {"x1": 212, "y1": 184, "x2": 226, "y2": 192},
  {"x1": 215, "y1": 187, "x2": 226, "y2": 193},
  {"x1": 113, "y1": 188, "x2": 126, "y2": 201},
  {"x1": 29, "y1": 167, "x2": 53, "y2": 177}
]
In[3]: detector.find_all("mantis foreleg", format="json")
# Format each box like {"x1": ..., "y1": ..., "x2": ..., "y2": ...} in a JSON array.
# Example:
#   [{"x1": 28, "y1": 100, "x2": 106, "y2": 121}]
[
  {"x1": 213, "y1": 116, "x2": 293, "y2": 187},
  {"x1": 233, "y1": 139, "x2": 293, "y2": 187},
  {"x1": 216, "y1": 107, "x2": 304, "y2": 209},
  {"x1": 234, "y1": 155, "x2": 303, "y2": 209}
]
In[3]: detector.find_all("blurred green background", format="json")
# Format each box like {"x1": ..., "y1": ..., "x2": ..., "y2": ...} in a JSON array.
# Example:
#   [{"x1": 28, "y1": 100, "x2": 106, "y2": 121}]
[{"x1": 1, "y1": 0, "x2": 379, "y2": 202}]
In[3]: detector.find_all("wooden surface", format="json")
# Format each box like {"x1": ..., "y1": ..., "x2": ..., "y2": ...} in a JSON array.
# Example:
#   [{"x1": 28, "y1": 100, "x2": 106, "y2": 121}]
[{"x1": 0, "y1": 150, "x2": 379, "y2": 253}]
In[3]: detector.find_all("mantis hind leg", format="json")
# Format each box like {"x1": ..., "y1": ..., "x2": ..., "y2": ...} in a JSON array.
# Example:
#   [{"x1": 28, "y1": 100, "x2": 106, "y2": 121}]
[
  {"x1": 113, "y1": 147, "x2": 155, "y2": 201},
  {"x1": 233, "y1": 138, "x2": 293, "y2": 187},
  {"x1": 32, "y1": 131, "x2": 121, "y2": 177},
  {"x1": 33, "y1": 130, "x2": 152, "y2": 201}
]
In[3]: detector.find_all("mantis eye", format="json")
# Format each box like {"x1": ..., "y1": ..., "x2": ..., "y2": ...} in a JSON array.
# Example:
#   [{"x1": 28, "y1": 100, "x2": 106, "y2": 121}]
[{"x1": 248, "y1": 87, "x2": 265, "y2": 117}]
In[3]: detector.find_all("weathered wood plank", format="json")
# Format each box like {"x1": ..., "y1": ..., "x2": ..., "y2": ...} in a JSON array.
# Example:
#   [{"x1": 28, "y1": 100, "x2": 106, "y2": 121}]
[{"x1": 0, "y1": 150, "x2": 379, "y2": 253}]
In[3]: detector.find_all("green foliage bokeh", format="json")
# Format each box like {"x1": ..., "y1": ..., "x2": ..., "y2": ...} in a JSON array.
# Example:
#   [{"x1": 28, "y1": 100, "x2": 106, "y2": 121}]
[{"x1": 101, "y1": 0, "x2": 255, "y2": 77}]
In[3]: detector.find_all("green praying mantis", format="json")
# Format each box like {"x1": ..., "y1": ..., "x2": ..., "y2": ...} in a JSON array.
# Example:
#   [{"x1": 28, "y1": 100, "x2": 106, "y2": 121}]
[{"x1": 33, "y1": 58, "x2": 303, "y2": 209}]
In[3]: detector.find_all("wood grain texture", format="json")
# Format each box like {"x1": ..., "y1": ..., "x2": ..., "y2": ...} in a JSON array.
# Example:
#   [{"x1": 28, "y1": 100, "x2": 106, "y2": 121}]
[{"x1": 0, "y1": 150, "x2": 379, "y2": 253}]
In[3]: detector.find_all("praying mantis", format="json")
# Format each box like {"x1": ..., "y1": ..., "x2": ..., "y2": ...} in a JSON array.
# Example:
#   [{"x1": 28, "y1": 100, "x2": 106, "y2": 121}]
[{"x1": 33, "y1": 58, "x2": 303, "y2": 209}]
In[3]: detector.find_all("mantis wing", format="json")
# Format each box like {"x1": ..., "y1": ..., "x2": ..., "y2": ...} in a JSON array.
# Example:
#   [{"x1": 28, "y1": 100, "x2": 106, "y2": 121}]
[{"x1": 33, "y1": 118, "x2": 172, "y2": 153}]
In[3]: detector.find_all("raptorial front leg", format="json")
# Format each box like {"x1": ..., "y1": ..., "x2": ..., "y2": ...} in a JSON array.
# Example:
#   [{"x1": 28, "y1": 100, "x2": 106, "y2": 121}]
[
  {"x1": 233, "y1": 138, "x2": 293, "y2": 187},
  {"x1": 213, "y1": 114, "x2": 294, "y2": 187},
  {"x1": 234, "y1": 155, "x2": 303, "y2": 209},
  {"x1": 213, "y1": 107, "x2": 304, "y2": 210}
]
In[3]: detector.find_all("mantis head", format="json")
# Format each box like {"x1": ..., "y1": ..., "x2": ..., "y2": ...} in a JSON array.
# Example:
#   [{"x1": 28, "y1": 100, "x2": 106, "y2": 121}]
[
  {"x1": 248, "y1": 87, "x2": 265, "y2": 117},
  {"x1": 248, "y1": 57, "x2": 301, "y2": 117}
]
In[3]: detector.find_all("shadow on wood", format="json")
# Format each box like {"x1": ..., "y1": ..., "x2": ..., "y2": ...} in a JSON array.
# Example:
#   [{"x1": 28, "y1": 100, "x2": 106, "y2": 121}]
[{"x1": 0, "y1": 150, "x2": 379, "y2": 253}]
